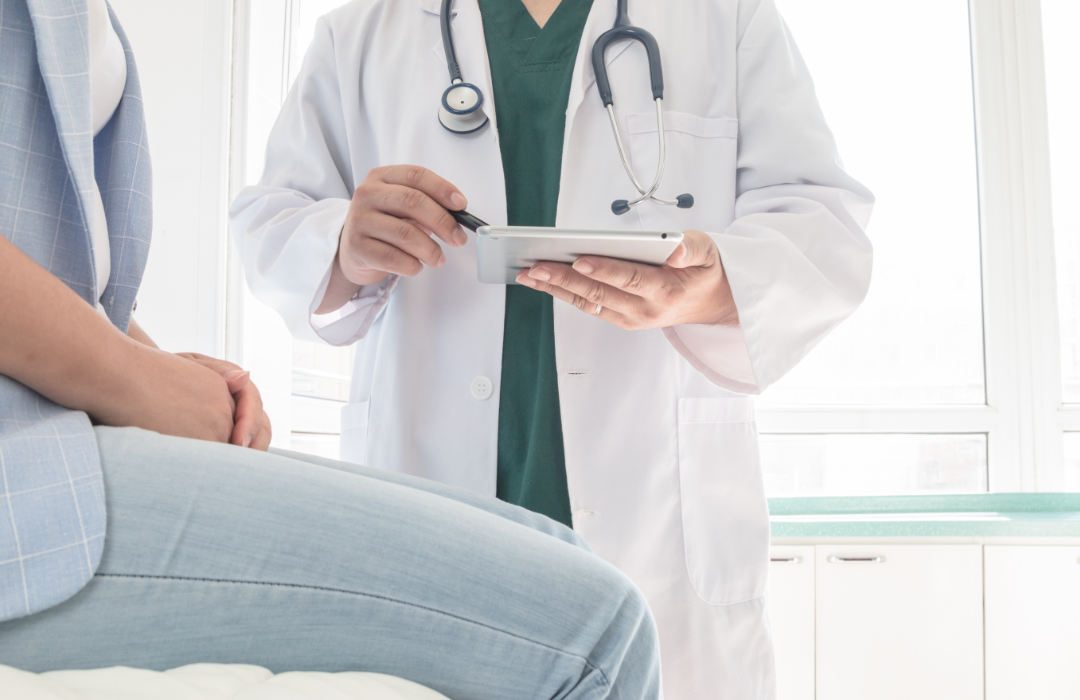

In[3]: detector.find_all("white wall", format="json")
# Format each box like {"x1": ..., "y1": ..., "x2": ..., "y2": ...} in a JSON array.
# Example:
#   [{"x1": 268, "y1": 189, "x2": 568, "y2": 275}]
[{"x1": 108, "y1": 0, "x2": 233, "y2": 356}]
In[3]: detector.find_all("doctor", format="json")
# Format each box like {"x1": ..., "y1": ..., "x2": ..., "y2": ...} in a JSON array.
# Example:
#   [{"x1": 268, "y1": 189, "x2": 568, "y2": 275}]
[{"x1": 230, "y1": 0, "x2": 873, "y2": 696}]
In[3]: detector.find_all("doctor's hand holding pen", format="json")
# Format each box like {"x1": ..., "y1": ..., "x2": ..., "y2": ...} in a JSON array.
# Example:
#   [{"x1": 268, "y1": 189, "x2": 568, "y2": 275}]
[
  {"x1": 0, "y1": 234, "x2": 271, "y2": 450},
  {"x1": 317, "y1": 165, "x2": 470, "y2": 315}
]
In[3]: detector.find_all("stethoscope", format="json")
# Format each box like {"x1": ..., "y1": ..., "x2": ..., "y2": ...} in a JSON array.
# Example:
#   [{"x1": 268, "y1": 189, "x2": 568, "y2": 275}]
[{"x1": 437, "y1": 0, "x2": 693, "y2": 216}]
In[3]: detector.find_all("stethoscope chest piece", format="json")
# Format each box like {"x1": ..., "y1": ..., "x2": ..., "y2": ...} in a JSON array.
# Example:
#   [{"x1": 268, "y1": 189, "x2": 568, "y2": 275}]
[{"x1": 438, "y1": 82, "x2": 489, "y2": 134}]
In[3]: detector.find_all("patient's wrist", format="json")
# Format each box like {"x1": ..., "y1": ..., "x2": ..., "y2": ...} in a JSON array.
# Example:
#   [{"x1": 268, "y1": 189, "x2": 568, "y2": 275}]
[{"x1": 77, "y1": 330, "x2": 163, "y2": 426}]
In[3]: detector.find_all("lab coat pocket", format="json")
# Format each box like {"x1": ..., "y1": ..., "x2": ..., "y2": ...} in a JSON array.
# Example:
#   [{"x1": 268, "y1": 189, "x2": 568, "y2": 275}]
[
  {"x1": 627, "y1": 112, "x2": 738, "y2": 232},
  {"x1": 339, "y1": 400, "x2": 370, "y2": 465},
  {"x1": 677, "y1": 397, "x2": 770, "y2": 606}
]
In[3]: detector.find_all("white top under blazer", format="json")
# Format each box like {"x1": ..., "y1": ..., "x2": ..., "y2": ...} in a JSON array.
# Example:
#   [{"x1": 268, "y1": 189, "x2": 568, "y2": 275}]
[{"x1": 87, "y1": 0, "x2": 126, "y2": 306}]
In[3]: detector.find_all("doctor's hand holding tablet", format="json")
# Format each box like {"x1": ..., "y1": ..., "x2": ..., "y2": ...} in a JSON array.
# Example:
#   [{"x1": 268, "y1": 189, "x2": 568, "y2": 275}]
[
  {"x1": 513, "y1": 227, "x2": 740, "y2": 329},
  {"x1": 319, "y1": 163, "x2": 740, "y2": 331}
]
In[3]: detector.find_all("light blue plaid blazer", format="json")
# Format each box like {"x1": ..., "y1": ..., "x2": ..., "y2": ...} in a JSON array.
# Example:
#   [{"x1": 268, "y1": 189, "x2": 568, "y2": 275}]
[{"x1": 0, "y1": 0, "x2": 151, "y2": 621}]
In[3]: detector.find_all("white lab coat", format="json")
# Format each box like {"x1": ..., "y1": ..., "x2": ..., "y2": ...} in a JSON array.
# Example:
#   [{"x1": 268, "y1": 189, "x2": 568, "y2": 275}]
[{"x1": 230, "y1": 0, "x2": 873, "y2": 697}]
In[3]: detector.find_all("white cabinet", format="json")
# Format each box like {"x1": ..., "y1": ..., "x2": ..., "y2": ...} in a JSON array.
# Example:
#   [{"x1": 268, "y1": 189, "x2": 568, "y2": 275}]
[
  {"x1": 985, "y1": 545, "x2": 1080, "y2": 700},
  {"x1": 814, "y1": 544, "x2": 983, "y2": 700},
  {"x1": 765, "y1": 541, "x2": 1080, "y2": 699},
  {"x1": 768, "y1": 546, "x2": 815, "y2": 700}
]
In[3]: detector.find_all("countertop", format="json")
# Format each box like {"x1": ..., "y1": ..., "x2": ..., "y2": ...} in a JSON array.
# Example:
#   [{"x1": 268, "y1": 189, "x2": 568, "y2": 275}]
[{"x1": 768, "y1": 493, "x2": 1080, "y2": 537}]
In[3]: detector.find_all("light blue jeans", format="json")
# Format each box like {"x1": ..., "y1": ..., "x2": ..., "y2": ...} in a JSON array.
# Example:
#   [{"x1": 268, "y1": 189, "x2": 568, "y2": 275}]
[{"x1": 0, "y1": 427, "x2": 661, "y2": 700}]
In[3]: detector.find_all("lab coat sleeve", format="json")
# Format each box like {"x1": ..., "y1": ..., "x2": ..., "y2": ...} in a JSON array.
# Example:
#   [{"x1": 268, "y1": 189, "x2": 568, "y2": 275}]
[
  {"x1": 228, "y1": 17, "x2": 394, "y2": 346},
  {"x1": 665, "y1": 0, "x2": 874, "y2": 394}
]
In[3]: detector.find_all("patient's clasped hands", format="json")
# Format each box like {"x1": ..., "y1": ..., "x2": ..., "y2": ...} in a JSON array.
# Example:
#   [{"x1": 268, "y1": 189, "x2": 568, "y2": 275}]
[
  {"x1": 88, "y1": 336, "x2": 271, "y2": 450},
  {"x1": 63, "y1": 332, "x2": 269, "y2": 450},
  {"x1": 152, "y1": 347, "x2": 270, "y2": 449},
  {"x1": 176, "y1": 352, "x2": 272, "y2": 450},
  {"x1": 66, "y1": 339, "x2": 270, "y2": 451}
]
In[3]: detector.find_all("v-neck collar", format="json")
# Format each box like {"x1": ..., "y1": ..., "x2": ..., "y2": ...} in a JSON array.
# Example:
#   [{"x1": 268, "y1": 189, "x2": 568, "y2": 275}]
[
  {"x1": 478, "y1": 0, "x2": 595, "y2": 70},
  {"x1": 423, "y1": 0, "x2": 632, "y2": 140}
]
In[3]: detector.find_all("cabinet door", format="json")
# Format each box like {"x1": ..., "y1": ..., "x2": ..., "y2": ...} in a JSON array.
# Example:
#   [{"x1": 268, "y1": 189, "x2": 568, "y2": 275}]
[
  {"x1": 985, "y1": 545, "x2": 1080, "y2": 700},
  {"x1": 768, "y1": 546, "x2": 815, "y2": 700},
  {"x1": 816, "y1": 544, "x2": 983, "y2": 700}
]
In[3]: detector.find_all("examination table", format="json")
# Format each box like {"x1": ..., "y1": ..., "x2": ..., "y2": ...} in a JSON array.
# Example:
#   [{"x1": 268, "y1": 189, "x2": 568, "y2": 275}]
[{"x1": 0, "y1": 663, "x2": 450, "y2": 699}]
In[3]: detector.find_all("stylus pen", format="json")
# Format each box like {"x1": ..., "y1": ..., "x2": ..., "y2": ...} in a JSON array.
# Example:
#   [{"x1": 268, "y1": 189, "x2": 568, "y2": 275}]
[{"x1": 450, "y1": 209, "x2": 488, "y2": 232}]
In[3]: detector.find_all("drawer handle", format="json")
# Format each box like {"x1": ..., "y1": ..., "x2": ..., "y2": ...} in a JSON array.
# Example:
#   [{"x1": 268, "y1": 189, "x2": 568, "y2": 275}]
[
  {"x1": 828, "y1": 556, "x2": 886, "y2": 564},
  {"x1": 771, "y1": 556, "x2": 802, "y2": 564}
]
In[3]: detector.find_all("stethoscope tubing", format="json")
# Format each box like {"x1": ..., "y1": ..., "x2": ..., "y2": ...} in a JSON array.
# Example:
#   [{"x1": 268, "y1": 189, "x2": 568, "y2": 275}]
[
  {"x1": 440, "y1": 0, "x2": 463, "y2": 84},
  {"x1": 606, "y1": 100, "x2": 678, "y2": 209},
  {"x1": 438, "y1": 0, "x2": 692, "y2": 214}
]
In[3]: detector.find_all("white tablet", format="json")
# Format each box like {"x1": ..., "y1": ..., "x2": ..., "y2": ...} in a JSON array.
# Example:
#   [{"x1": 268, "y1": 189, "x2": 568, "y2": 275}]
[{"x1": 476, "y1": 226, "x2": 683, "y2": 284}]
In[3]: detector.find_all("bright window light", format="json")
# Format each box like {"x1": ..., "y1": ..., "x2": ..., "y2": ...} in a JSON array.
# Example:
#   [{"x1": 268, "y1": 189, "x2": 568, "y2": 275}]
[
  {"x1": 1064, "y1": 434, "x2": 1080, "y2": 491},
  {"x1": 764, "y1": 0, "x2": 984, "y2": 406},
  {"x1": 762, "y1": 434, "x2": 988, "y2": 497},
  {"x1": 1043, "y1": 0, "x2": 1080, "y2": 403}
]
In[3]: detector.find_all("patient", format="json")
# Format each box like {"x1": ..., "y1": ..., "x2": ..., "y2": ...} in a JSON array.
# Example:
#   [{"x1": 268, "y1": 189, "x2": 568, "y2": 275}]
[{"x1": 0, "y1": 2, "x2": 660, "y2": 698}]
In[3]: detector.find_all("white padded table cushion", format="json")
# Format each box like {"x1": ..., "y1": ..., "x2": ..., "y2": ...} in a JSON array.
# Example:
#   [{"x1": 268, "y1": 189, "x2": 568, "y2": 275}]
[{"x1": 0, "y1": 664, "x2": 452, "y2": 700}]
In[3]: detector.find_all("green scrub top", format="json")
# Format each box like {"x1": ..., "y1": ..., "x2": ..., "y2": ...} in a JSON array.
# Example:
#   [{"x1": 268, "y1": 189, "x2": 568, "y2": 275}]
[{"x1": 478, "y1": 0, "x2": 595, "y2": 528}]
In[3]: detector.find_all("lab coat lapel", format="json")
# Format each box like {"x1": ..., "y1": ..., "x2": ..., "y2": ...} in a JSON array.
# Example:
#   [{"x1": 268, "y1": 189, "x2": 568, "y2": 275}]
[
  {"x1": 425, "y1": 0, "x2": 498, "y2": 138},
  {"x1": 25, "y1": 0, "x2": 98, "y2": 299}
]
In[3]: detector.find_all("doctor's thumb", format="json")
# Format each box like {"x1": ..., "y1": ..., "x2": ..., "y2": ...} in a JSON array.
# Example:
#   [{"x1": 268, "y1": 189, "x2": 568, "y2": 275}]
[{"x1": 666, "y1": 230, "x2": 714, "y2": 269}]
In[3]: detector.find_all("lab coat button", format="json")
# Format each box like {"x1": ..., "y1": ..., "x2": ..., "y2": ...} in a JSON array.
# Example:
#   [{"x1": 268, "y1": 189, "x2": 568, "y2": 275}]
[{"x1": 470, "y1": 376, "x2": 493, "y2": 400}]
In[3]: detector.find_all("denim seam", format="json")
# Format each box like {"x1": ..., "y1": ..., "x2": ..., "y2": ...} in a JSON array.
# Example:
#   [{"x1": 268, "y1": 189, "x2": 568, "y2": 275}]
[{"x1": 95, "y1": 572, "x2": 612, "y2": 690}]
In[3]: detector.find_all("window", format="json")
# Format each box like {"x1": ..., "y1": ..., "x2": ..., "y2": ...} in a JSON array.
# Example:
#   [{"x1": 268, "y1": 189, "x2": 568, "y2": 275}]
[
  {"x1": 1063, "y1": 434, "x2": 1080, "y2": 491},
  {"x1": 761, "y1": 0, "x2": 989, "y2": 494},
  {"x1": 766, "y1": 0, "x2": 984, "y2": 407},
  {"x1": 760, "y1": 0, "x2": 988, "y2": 494},
  {"x1": 758, "y1": 0, "x2": 1079, "y2": 496},
  {"x1": 1044, "y1": 0, "x2": 1080, "y2": 488},
  {"x1": 761, "y1": 434, "x2": 987, "y2": 497},
  {"x1": 1044, "y1": 0, "x2": 1080, "y2": 403}
]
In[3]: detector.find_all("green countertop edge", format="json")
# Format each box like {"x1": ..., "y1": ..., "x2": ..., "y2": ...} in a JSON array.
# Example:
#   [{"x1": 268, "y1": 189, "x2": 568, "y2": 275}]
[
  {"x1": 770, "y1": 521, "x2": 1080, "y2": 538},
  {"x1": 767, "y1": 493, "x2": 1080, "y2": 538},
  {"x1": 768, "y1": 493, "x2": 1080, "y2": 515}
]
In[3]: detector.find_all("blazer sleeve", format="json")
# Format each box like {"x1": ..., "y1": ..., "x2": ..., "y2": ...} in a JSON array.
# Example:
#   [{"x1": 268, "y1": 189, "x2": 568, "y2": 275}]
[
  {"x1": 665, "y1": 0, "x2": 874, "y2": 394},
  {"x1": 229, "y1": 17, "x2": 395, "y2": 346}
]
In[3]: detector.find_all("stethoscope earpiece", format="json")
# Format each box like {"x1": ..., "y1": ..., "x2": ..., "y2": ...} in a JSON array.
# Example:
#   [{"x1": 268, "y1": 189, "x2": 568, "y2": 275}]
[
  {"x1": 438, "y1": 83, "x2": 489, "y2": 134},
  {"x1": 612, "y1": 194, "x2": 694, "y2": 216}
]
